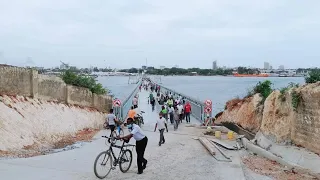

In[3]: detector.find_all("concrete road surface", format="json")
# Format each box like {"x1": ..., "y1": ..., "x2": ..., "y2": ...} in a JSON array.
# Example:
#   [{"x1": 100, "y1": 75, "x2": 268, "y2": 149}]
[{"x1": 0, "y1": 90, "x2": 263, "y2": 180}]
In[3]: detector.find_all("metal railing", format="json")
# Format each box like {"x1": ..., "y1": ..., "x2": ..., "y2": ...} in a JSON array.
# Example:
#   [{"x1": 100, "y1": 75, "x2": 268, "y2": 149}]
[
  {"x1": 113, "y1": 80, "x2": 142, "y2": 121},
  {"x1": 154, "y1": 83, "x2": 207, "y2": 122}
]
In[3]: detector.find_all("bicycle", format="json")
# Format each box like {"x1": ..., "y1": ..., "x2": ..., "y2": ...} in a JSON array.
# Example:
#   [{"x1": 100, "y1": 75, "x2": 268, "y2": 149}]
[
  {"x1": 104, "y1": 122, "x2": 124, "y2": 143},
  {"x1": 111, "y1": 124, "x2": 124, "y2": 141},
  {"x1": 134, "y1": 111, "x2": 145, "y2": 127},
  {"x1": 94, "y1": 136, "x2": 135, "y2": 179}
]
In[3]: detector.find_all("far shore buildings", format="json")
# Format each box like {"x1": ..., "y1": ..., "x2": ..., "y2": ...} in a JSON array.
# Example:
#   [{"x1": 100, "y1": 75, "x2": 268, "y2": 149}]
[
  {"x1": 264, "y1": 62, "x2": 270, "y2": 70},
  {"x1": 212, "y1": 61, "x2": 217, "y2": 70},
  {"x1": 279, "y1": 65, "x2": 285, "y2": 70}
]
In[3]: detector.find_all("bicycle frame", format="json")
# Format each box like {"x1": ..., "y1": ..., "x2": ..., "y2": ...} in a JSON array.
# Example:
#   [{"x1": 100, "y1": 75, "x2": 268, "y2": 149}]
[{"x1": 108, "y1": 141, "x2": 127, "y2": 166}]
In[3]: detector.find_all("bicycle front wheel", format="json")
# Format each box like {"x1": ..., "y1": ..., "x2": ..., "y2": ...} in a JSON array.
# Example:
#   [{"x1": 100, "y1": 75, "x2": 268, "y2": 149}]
[
  {"x1": 94, "y1": 151, "x2": 113, "y2": 179},
  {"x1": 119, "y1": 149, "x2": 133, "y2": 173}
]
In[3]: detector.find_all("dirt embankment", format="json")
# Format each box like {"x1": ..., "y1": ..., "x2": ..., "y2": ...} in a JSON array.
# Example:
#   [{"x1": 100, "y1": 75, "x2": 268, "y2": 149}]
[
  {"x1": 215, "y1": 94, "x2": 264, "y2": 133},
  {"x1": 243, "y1": 155, "x2": 318, "y2": 180},
  {"x1": 216, "y1": 82, "x2": 320, "y2": 154},
  {"x1": 0, "y1": 95, "x2": 106, "y2": 158}
]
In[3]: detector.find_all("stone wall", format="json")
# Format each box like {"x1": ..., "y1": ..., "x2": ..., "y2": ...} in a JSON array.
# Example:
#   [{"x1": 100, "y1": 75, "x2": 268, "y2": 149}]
[
  {"x1": 260, "y1": 90, "x2": 295, "y2": 144},
  {"x1": 291, "y1": 83, "x2": 320, "y2": 154},
  {"x1": 38, "y1": 75, "x2": 67, "y2": 102},
  {"x1": 0, "y1": 65, "x2": 33, "y2": 97},
  {"x1": 0, "y1": 66, "x2": 112, "y2": 112},
  {"x1": 218, "y1": 82, "x2": 320, "y2": 154},
  {"x1": 216, "y1": 94, "x2": 264, "y2": 133}
]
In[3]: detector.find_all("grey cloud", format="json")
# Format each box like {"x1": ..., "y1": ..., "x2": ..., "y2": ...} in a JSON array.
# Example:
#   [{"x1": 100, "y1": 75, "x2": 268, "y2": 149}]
[{"x1": 0, "y1": 0, "x2": 320, "y2": 69}]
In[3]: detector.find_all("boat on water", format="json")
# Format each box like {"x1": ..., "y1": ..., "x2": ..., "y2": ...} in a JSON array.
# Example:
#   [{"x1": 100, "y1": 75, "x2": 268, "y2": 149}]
[{"x1": 233, "y1": 73, "x2": 269, "y2": 77}]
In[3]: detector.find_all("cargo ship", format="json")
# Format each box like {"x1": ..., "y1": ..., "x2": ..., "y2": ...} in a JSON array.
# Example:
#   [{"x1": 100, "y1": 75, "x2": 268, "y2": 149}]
[{"x1": 233, "y1": 73, "x2": 269, "y2": 77}]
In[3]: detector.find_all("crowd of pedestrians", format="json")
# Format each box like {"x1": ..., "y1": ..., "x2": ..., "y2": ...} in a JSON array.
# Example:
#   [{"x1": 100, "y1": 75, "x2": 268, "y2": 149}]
[{"x1": 105, "y1": 78, "x2": 194, "y2": 175}]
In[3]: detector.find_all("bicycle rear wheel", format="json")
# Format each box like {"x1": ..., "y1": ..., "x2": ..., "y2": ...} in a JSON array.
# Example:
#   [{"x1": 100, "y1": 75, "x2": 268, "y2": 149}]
[
  {"x1": 94, "y1": 151, "x2": 113, "y2": 179},
  {"x1": 119, "y1": 149, "x2": 133, "y2": 173}
]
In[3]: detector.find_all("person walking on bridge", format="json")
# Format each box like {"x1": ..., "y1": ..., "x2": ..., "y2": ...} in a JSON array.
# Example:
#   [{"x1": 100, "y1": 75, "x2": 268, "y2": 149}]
[
  {"x1": 177, "y1": 103, "x2": 184, "y2": 123},
  {"x1": 154, "y1": 113, "x2": 168, "y2": 146},
  {"x1": 168, "y1": 104, "x2": 175, "y2": 124},
  {"x1": 132, "y1": 95, "x2": 138, "y2": 109},
  {"x1": 161, "y1": 105, "x2": 168, "y2": 123},
  {"x1": 106, "y1": 109, "x2": 119, "y2": 143},
  {"x1": 118, "y1": 118, "x2": 148, "y2": 174},
  {"x1": 184, "y1": 102, "x2": 192, "y2": 123},
  {"x1": 150, "y1": 95, "x2": 156, "y2": 112},
  {"x1": 173, "y1": 107, "x2": 180, "y2": 130},
  {"x1": 128, "y1": 106, "x2": 136, "y2": 120}
]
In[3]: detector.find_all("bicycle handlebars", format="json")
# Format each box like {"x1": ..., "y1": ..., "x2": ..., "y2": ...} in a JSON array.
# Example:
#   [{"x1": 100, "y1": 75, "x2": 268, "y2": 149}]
[{"x1": 101, "y1": 136, "x2": 135, "y2": 147}]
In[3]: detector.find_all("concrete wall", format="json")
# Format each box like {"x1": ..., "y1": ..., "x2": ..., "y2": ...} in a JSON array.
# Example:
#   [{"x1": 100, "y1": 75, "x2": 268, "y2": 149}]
[
  {"x1": 68, "y1": 85, "x2": 93, "y2": 107},
  {"x1": 38, "y1": 75, "x2": 67, "y2": 102},
  {"x1": 0, "y1": 66, "x2": 112, "y2": 112},
  {"x1": 93, "y1": 94, "x2": 113, "y2": 112},
  {"x1": 0, "y1": 65, "x2": 33, "y2": 96}
]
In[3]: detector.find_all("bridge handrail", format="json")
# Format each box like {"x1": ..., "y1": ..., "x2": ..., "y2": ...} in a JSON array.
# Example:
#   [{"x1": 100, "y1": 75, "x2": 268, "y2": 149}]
[
  {"x1": 154, "y1": 82, "x2": 207, "y2": 122},
  {"x1": 116, "y1": 80, "x2": 142, "y2": 120}
]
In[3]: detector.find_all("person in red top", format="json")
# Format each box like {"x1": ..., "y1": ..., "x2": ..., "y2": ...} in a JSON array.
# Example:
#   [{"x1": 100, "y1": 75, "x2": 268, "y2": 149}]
[{"x1": 184, "y1": 102, "x2": 192, "y2": 123}]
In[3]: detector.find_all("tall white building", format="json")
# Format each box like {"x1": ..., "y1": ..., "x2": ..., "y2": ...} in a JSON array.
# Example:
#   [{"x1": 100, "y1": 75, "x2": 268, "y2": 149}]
[
  {"x1": 212, "y1": 61, "x2": 218, "y2": 70},
  {"x1": 279, "y1": 65, "x2": 285, "y2": 70},
  {"x1": 264, "y1": 62, "x2": 270, "y2": 70}
]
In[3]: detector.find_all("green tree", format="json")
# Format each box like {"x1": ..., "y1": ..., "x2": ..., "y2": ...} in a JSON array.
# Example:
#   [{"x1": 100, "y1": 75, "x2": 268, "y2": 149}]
[
  {"x1": 305, "y1": 69, "x2": 320, "y2": 83},
  {"x1": 93, "y1": 67, "x2": 99, "y2": 72},
  {"x1": 252, "y1": 80, "x2": 273, "y2": 100},
  {"x1": 62, "y1": 70, "x2": 107, "y2": 95},
  {"x1": 128, "y1": 68, "x2": 138, "y2": 73}
]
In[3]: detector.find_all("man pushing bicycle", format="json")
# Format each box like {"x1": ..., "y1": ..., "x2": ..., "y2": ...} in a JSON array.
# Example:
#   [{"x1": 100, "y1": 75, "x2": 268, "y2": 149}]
[{"x1": 117, "y1": 118, "x2": 148, "y2": 175}]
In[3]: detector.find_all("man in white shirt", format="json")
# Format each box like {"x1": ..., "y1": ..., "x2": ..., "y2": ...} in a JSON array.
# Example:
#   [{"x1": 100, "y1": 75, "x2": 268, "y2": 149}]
[
  {"x1": 119, "y1": 118, "x2": 148, "y2": 174},
  {"x1": 106, "y1": 109, "x2": 119, "y2": 143},
  {"x1": 154, "y1": 113, "x2": 168, "y2": 146},
  {"x1": 177, "y1": 103, "x2": 184, "y2": 123},
  {"x1": 168, "y1": 105, "x2": 175, "y2": 124}
]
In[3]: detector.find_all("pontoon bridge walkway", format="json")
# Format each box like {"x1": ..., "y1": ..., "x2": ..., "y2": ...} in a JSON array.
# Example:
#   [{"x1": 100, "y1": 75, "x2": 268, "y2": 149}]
[{"x1": 0, "y1": 89, "x2": 248, "y2": 180}]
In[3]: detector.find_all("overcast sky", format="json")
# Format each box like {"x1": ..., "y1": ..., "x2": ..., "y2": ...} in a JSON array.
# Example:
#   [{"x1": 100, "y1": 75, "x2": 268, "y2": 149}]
[{"x1": 0, "y1": 0, "x2": 320, "y2": 69}]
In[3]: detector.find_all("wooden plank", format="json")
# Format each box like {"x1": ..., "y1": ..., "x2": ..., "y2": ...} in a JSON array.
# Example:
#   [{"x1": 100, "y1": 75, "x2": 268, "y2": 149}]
[
  {"x1": 210, "y1": 138, "x2": 238, "y2": 150},
  {"x1": 198, "y1": 137, "x2": 216, "y2": 156}
]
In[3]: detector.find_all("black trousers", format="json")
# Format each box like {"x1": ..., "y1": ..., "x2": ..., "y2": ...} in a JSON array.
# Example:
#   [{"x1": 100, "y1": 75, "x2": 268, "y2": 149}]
[
  {"x1": 136, "y1": 136, "x2": 148, "y2": 173},
  {"x1": 109, "y1": 125, "x2": 115, "y2": 136},
  {"x1": 159, "y1": 129, "x2": 165, "y2": 144},
  {"x1": 169, "y1": 113, "x2": 174, "y2": 124}
]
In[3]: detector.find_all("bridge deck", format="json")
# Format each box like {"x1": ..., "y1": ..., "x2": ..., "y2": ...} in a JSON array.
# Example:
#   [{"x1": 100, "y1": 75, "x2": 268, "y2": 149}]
[{"x1": 0, "y1": 89, "x2": 248, "y2": 180}]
